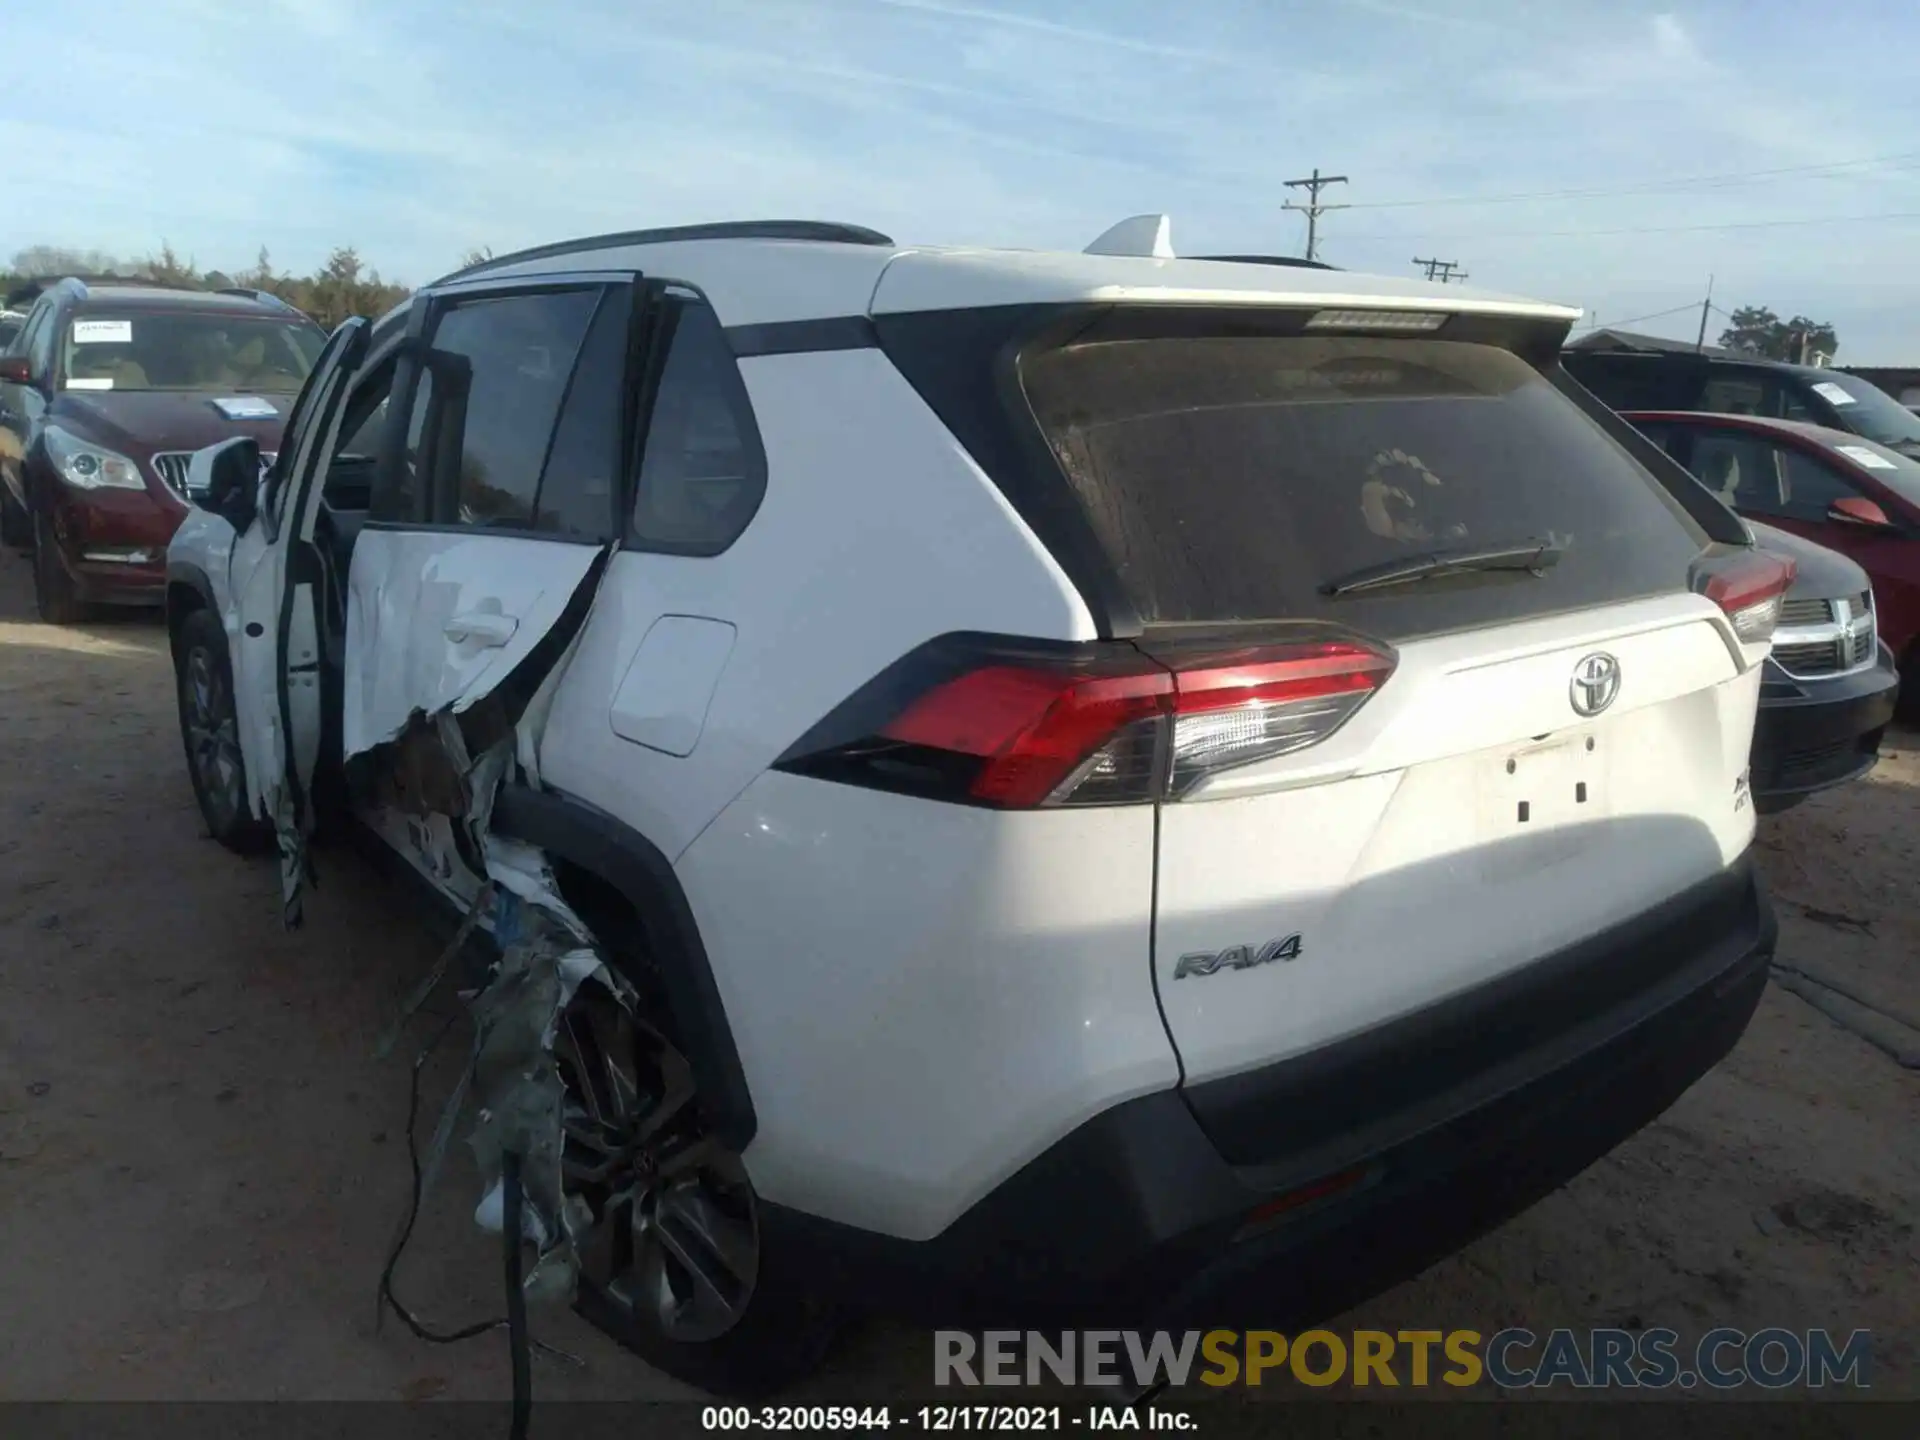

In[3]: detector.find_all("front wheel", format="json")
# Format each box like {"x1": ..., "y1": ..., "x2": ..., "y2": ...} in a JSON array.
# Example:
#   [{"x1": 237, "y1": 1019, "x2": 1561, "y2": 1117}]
[
  {"x1": 559, "y1": 981, "x2": 836, "y2": 1397},
  {"x1": 174, "y1": 608, "x2": 273, "y2": 854},
  {"x1": 31, "y1": 509, "x2": 85, "y2": 625}
]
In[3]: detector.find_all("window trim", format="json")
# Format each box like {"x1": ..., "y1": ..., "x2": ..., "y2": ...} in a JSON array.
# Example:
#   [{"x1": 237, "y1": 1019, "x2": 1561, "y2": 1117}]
[
  {"x1": 621, "y1": 279, "x2": 770, "y2": 559},
  {"x1": 369, "y1": 272, "x2": 636, "y2": 535}
]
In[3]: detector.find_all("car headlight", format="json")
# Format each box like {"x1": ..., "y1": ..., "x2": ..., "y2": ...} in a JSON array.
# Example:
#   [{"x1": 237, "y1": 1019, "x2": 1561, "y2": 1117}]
[{"x1": 45, "y1": 427, "x2": 146, "y2": 490}]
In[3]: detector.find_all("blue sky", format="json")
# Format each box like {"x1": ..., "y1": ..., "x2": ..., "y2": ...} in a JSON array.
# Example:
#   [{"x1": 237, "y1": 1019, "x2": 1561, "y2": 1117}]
[{"x1": 8, "y1": 0, "x2": 1920, "y2": 360}]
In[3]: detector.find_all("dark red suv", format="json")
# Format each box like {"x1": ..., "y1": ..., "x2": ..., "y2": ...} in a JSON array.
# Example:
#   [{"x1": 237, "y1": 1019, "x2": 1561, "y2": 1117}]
[
  {"x1": 0, "y1": 279, "x2": 325, "y2": 622},
  {"x1": 1624, "y1": 410, "x2": 1920, "y2": 704}
]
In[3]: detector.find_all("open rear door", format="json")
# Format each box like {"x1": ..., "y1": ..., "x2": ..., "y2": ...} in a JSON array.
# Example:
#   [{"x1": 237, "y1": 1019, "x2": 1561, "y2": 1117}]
[
  {"x1": 230, "y1": 316, "x2": 370, "y2": 926},
  {"x1": 338, "y1": 275, "x2": 630, "y2": 897}
]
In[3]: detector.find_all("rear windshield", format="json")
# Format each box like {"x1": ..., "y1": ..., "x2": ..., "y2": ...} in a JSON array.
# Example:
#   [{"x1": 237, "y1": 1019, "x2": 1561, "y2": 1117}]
[
  {"x1": 1020, "y1": 336, "x2": 1706, "y2": 636},
  {"x1": 60, "y1": 311, "x2": 324, "y2": 394}
]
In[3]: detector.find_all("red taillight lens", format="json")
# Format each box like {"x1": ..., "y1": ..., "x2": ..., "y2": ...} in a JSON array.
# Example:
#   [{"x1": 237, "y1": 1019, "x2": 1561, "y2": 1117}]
[
  {"x1": 778, "y1": 634, "x2": 1396, "y2": 809},
  {"x1": 881, "y1": 665, "x2": 1171, "y2": 808},
  {"x1": 1695, "y1": 550, "x2": 1796, "y2": 643}
]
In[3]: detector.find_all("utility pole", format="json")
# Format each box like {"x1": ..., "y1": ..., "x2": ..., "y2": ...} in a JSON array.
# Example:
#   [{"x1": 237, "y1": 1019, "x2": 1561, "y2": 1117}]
[
  {"x1": 1694, "y1": 273, "x2": 1714, "y2": 353},
  {"x1": 1414, "y1": 257, "x2": 1467, "y2": 284},
  {"x1": 1283, "y1": 168, "x2": 1349, "y2": 262}
]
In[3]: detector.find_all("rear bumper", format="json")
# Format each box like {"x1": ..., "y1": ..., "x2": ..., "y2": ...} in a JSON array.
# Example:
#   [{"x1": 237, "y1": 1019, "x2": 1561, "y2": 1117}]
[
  {"x1": 765, "y1": 854, "x2": 1776, "y2": 1327},
  {"x1": 1751, "y1": 646, "x2": 1900, "y2": 810}
]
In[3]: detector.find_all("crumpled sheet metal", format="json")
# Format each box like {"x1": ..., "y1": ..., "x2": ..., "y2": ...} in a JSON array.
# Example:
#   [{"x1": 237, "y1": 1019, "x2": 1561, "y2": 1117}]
[
  {"x1": 381, "y1": 738, "x2": 637, "y2": 1308},
  {"x1": 461, "y1": 885, "x2": 613, "y2": 1302}
]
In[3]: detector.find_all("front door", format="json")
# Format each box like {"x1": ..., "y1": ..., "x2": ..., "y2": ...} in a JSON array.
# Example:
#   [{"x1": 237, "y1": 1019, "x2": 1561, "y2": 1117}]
[{"x1": 231, "y1": 316, "x2": 371, "y2": 923}]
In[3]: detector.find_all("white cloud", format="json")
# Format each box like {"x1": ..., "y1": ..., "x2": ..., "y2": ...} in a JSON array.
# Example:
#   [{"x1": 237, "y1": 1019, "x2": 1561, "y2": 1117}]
[{"x1": 1650, "y1": 12, "x2": 1699, "y2": 62}]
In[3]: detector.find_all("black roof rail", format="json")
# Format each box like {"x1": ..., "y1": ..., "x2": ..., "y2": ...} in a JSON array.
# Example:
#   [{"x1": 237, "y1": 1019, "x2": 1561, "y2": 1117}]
[
  {"x1": 433, "y1": 220, "x2": 896, "y2": 285},
  {"x1": 5, "y1": 274, "x2": 103, "y2": 306},
  {"x1": 6, "y1": 274, "x2": 217, "y2": 306},
  {"x1": 1193, "y1": 254, "x2": 1342, "y2": 271},
  {"x1": 215, "y1": 286, "x2": 301, "y2": 314}
]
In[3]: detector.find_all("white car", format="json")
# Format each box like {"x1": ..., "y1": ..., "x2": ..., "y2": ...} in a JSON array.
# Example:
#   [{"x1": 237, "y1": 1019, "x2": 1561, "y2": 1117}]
[{"x1": 165, "y1": 216, "x2": 1788, "y2": 1395}]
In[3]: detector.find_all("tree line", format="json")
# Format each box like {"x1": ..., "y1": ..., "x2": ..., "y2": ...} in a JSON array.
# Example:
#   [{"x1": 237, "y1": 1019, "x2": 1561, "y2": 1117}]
[
  {"x1": 3, "y1": 242, "x2": 415, "y2": 329},
  {"x1": 7, "y1": 245, "x2": 1845, "y2": 366},
  {"x1": 1718, "y1": 305, "x2": 1840, "y2": 364}
]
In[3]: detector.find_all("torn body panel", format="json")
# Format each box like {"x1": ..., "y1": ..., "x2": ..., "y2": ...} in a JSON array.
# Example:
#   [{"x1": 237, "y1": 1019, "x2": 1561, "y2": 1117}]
[
  {"x1": 351, "y1": 544, "x2": 627, "y2": 1302},
  {"x1": 343, "y1": 532, "x2": 610, "y2": 762}
]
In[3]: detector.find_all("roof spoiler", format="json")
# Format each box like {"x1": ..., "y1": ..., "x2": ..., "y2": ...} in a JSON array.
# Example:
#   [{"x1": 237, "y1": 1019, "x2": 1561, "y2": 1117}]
[
  {"x1": 1084, "y1": 214, "x2": 1175, "y2": 259},
  {"x1": 1193, "y1": 253, "x2": 1341, "y2": 272}
]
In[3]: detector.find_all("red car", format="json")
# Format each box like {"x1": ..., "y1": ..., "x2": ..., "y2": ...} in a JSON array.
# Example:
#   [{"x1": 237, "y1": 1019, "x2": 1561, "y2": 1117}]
[
  {"x1": 0, "y1": 278, "x2": 325, "y2": 622},
  {"x1": 1623, "y1": 410, "x2": 1920, "y2": 704}
]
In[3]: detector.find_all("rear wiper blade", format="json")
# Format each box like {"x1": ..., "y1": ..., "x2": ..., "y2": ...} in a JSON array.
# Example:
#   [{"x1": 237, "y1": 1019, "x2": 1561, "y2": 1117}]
[{"x1": 1321, "y1": 539, "x2": 1565, "y2": 596}]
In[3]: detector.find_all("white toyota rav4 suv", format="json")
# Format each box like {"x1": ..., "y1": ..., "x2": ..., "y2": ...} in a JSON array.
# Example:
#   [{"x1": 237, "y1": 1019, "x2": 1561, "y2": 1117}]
[{"x1": 165, "y1": 218, "x2": 1787, "y2": 1395}]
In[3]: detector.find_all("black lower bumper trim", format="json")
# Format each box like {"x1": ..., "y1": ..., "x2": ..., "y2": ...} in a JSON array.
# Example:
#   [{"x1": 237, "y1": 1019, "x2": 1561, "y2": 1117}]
[
  {"x1": 1752, "y1": 651, "x2": 1899, "y2": 805},
  {"x1": 763, "y1": 857, "x2": 1776, "y2": 1328}
]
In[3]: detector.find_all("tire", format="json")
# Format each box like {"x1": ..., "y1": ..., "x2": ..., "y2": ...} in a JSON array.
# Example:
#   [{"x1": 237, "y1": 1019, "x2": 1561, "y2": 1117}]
[
  {"x1": 0, "y1": 487, "x2": 28, "y2": 550},
  {"x1": 1900, "y1": 645, "x2": 1920, "y2": 723},
  {"x1": 31, "y1": 508, "x2": 85, "y2": 625},
  {"x1": 558, "y1": 970, "x2": 837, "y2": 1397},
  {"x1": 174, "y1": 607, "x2": 274, "y2": 855}
]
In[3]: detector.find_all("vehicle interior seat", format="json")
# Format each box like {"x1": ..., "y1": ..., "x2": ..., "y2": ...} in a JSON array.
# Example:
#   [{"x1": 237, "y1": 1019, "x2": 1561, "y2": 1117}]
[
  {"x1": 68, "y1": 348, "x2": 149, "y2": 389},
  {"x1": 1699, "y1": 446, "x2": 1741, "y2": 505}
]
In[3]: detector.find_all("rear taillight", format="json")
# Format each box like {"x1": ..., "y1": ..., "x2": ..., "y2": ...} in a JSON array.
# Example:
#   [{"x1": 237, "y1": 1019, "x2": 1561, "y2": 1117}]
[
  {"x1": 1163, "y1": 642, "x2": 1396, "y2": 797},
  {"x1": 1694, "y1": 549, "x2": 1797, "y2": 644},
  {"x1": 776, "y1": 635, "x2": 1395, "y2": 809}
]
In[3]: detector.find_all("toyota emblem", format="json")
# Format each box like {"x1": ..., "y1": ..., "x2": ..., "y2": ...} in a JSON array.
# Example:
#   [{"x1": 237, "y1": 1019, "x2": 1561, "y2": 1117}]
[{"x1": 1570, "y1": 652, "x2": 1621, "y2": 717}]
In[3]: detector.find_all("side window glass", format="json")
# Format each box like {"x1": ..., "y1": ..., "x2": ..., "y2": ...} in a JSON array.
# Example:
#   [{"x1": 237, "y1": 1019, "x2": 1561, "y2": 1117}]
[
  {"x1": 419, "y1": 288, "x2": 600, "y2": 529},
  {"x1": 339, "y1": 361, "x2": 396, "y2": 460},
  {"x1": 628, "y1": 292, "x2": 767, "y2": 554},
  {"x1": 1688, "y1": 431, "x2": 1786, "y2": 514},
  {"x1": 27, "y1": 303, "x2": 59, "y2": 379},
  {"x1": 1701, "y1": 372, "x2": 1766, "y2": 417},
  {"x1": 531, "y1": 290, "x2": 628, "y2": 540},
  {"x1": 1777, "y1": 384, "x2": 1814, "y2": 423},
  {"x1": 323, "y1": 356, "x2": 398, "y2": 510},
  {"x1": 1777, "y1": 448, "x2": 1858, "y2": 520},
  {"x1": 9, "y1": 302, "x2": 43, "y2": 359}
]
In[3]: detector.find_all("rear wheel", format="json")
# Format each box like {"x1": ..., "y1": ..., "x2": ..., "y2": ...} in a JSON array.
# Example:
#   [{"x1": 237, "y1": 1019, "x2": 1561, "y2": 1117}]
[
  {"x1": 31, "y1": 509, "x2": 85, "y2": 625},
  {"x1": 1900, "y1": 644, "x2": 1920, "y2": 723},
  {"x1": 558, "y1": 979, "x2": 835, "y2": 1397},
  {"x1": 174, "y1": 608, "x2": 273, "y2": 854}
]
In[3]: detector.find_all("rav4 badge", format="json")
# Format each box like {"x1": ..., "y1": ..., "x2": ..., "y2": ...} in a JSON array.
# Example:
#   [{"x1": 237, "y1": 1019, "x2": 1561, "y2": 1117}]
[{"x1": 1173, "y1": 933, "x2": 1304, "y2": 979}]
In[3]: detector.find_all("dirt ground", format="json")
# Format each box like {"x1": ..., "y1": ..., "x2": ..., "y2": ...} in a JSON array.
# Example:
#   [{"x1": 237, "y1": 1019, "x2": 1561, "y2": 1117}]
[{"x1": 1, "y1": 546, "x2": 1915, "y2": 1406}]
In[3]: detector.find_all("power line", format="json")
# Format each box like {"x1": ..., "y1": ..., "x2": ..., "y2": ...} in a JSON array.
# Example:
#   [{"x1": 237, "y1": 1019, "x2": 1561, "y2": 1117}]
[
  {"x1": 1342, "y1": 208, "x2": 1920, "y2": 243},
  {"x1": 1572, "y1": 301, "x2": 1706, "y2": 333},
  {"x1": 1414, "y1": 257, "x2": 1467, "y2": 283},
  {"x1": 1282, "y1": 168, "x2": 1348, "y2": 262},
  {"x1": 1343, "y1": 149, "x2": 1920, "y2": 212}
]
